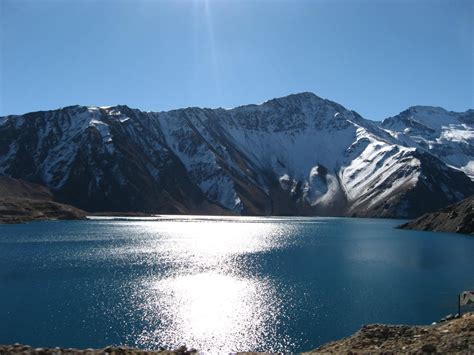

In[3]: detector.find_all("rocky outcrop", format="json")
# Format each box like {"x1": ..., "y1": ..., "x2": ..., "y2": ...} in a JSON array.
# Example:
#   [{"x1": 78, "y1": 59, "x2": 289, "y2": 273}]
[
  {"x1": 0, "y1": 177, "x2": 86, "y2": 223},
  {"x1": 306, "y1": 312, "x2": 474, "y2": 354},
  {"x1": 398, "y1": 195, "x2": 474, "y2": 234}
]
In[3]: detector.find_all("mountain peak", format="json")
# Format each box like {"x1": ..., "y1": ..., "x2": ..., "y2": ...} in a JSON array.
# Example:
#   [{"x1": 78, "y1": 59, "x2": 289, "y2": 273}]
[
  {"x1": 263, "y1": 92, "x2": 322, "y2": 105},
  {"x1": 406, "y1": 106, "x2": 449, "y2": 115},
  {"x1": 0, "y1": 93, "x2": 472, "y2": 218},
  {"x1": 257, "y1": 92, "x2": 352, "y2": 116}
]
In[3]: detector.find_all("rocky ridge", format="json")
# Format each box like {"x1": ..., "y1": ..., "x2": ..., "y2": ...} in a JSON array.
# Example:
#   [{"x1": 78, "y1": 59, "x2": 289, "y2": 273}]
[{"x1": 1, "y1": 93, "x2": 473, "y2": 218}]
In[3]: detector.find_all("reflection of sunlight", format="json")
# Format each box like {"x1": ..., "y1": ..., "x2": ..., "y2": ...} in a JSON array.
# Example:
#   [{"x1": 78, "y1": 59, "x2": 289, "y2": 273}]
[
  {"x1": 169, "y1": 272, "x2": 248, "y2": 335},
  {"x1": 158, "y1": 221, "x2": 282, "y2": 255},
  {"x1": 134, "y1": 271, "x2": 291, "y2": 352},
  {"x1": 118, "y1": 217, "x2": 300, "y2": 352},
  {"x1": 128, "y1": 220, "x2": 291, "y2": 268}
]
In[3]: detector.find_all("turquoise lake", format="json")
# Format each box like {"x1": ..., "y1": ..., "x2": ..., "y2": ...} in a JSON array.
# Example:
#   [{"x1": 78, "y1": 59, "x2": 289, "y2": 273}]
[{"x1": 0, "y1": 217, "x2": 473, "y2": 352}]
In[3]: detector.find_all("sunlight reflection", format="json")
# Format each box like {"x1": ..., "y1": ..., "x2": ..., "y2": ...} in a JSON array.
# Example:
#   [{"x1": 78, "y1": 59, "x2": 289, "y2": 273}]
[
  {"x1": 127, "y1": 220, "x2": 293, "y2": 269},
  {"x1": 118, "y1": 218, "x2": 299, "y2": 352},
  {"x1": 133, "y1": 271, "x2": 294, "y2": 352}
]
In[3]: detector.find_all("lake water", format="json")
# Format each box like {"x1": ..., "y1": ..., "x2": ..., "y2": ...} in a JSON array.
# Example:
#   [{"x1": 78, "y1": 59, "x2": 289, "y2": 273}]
[{"x1": 0, "y1": 216, "x2": 473, "y2": 352}]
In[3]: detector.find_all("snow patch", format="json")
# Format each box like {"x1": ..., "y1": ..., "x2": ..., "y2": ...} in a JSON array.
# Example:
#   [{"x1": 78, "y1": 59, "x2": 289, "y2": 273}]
[{"x1": 89, "y1": 119, "x2": 114, "y2": 154}]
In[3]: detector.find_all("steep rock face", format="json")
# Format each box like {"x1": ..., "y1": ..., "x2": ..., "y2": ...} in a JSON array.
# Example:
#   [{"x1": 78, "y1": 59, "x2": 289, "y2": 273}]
[
  {"x1": 0, "y1": 106, "x2": 228, "y2": 214},
  {"x1": 0, "y1": 93, "x2": 473, "y2": 217}
]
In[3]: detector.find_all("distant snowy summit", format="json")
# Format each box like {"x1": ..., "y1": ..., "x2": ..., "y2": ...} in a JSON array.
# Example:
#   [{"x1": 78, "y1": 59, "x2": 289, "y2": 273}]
[{"x1": 0, "y1": 92, "x2": 473, "y2": 218}]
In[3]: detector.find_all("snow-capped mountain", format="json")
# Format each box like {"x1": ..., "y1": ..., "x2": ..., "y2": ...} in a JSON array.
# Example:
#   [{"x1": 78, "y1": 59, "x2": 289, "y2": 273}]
[
  {"x1": 380, "y1": 106, "x2": 474, "y2": 180},
  {"x1": 0, "y1": 93, "x2": 472, "y2": 218}
]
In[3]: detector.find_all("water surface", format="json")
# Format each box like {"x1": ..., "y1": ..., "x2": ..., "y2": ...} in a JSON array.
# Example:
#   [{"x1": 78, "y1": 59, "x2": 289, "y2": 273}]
[{"x1": 0, "y1": 217, "x2": 473, "y2": 352}]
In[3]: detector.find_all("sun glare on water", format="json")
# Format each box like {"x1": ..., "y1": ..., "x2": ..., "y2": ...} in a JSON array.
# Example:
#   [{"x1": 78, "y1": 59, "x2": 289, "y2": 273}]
[{"x1": 119, "y1": 217, "x2": 298, "y2": 352}]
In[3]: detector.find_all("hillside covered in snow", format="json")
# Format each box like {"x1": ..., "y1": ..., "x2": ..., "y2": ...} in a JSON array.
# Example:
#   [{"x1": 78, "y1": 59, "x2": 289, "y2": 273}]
[{"x1": 0, "y1": 92, "x2": 472, "y2": 218}]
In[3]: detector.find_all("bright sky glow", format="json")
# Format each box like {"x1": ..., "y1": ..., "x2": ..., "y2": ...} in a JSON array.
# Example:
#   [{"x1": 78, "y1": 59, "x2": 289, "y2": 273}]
[{"x1": 0, "y1": 0, "x2": 473, "y2": 119}]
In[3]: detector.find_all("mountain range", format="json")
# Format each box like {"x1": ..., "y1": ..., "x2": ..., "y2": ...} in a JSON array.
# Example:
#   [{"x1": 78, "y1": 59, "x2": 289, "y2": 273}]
[{"x1": 0, "y1": 92, "x2": 472, "y2": 218}]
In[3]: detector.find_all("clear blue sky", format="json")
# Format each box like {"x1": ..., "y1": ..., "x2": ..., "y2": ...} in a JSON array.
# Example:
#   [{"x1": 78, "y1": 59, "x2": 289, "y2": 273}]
[{"x1": 1, "y1": 0, "x2": 473, "y2": 119}]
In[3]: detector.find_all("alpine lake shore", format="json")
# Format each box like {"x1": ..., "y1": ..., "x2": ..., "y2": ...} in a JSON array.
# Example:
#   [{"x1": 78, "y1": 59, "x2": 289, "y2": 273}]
[{"x1": 1, "y1": 312, "x2": 473, "y2": 354}]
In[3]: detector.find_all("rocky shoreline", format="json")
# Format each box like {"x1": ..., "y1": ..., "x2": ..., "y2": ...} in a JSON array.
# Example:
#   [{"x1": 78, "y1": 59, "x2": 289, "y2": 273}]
[
  {"x1": 307, "y1": 312, "x2": 474, "y2": 354},
  {"x1": 0, "y1": 197, "x2": 87, "y2": 224},
  {"x1": 398, "y1": 195, "x2": 473, "y2": 235},
  {"x1": 0, "y1": 345, "x2": 196, "y2": 355},
  {"x1": 1, "y1": 313, "x2": 472, "y2": 354},
  {"x1": 0, "y1": 177, "x2": 87, "y2": 224}
]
